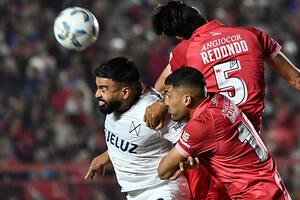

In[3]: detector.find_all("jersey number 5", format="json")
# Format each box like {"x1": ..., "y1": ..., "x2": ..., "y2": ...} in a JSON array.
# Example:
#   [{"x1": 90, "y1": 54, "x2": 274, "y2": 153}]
[{"x1": 213, "y1": 60, "x2": 248, "y2": 105}]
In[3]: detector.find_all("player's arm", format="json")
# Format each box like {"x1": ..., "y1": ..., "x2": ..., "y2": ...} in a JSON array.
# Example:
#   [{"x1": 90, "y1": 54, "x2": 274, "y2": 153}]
[
  {"x1": 144, "y1": 101, "x2": 169, "y2": 130},
  {"x1": 168, "y1": 156, "x2": 201, "y2": 180},
  {"x1": 266, "y1": 51, "x2": 300, "y2": 91},
  {"x1": 154, "y1": 63, "x2": 172, "y2": 92},
  {"x1": 144, "y1": 64, "x2": 172, "y2": 130},
  {"x1": 145, "y1": 42, "x2": 187, "y2": 129},
  {"x1": 157, "y1": 147, "x2": 186, "y2": 180},
  {"x1": 159, "y1": 121, "x2": 200, "y2": 180},
  {"x1": 84, "y1": 149, "x2": 111, "y2": 180}
]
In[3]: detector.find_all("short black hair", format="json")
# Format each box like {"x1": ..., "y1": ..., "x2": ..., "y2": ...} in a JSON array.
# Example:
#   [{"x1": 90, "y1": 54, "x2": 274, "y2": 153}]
[
  {"x1": 152, "y1": 0, "x2": 207, "y2": 39},
  {"x1": 95, "y1": 57, "x2": 140, "y2": 84},
  {"x1": 165, "y1": 67, "x2": 206, "y2": 97}
]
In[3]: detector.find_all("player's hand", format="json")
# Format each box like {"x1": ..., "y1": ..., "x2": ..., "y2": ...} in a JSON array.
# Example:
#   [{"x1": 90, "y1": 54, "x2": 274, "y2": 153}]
[
  {"x1": 84, "y1": 151, "x2": 110, "y2": 180},
  {"x1": 168, "y1": 156, "x2": 200, "y2": 181},
  {"x1": 169, "y1": 168, "x2": 183, "y2": 180},
  {"x1": 144, "y1": 102, "x2": 168, "y2": 130},
  {"x1": 179, "y1": 156, "x2": 200, "y2": 170}
]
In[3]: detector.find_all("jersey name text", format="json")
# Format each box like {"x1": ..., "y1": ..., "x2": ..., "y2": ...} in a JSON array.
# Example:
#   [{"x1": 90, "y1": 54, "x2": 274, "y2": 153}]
[{"x1": 200, "y1": 34, "x2": 249, "y2": 64}]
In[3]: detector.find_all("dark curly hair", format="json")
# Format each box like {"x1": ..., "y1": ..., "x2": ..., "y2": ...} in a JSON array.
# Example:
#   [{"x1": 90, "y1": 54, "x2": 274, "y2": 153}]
[
  {"x1": 95, "y1": 57, "x2": 140, "y2": 84},
  {"x1": 152, "y1": 1, "x2": 207, "y2": 39}
]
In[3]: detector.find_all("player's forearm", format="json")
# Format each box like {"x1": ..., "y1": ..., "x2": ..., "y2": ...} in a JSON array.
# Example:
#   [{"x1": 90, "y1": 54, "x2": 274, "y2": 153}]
[
  {"x1": 102, "y1": 149, "x2": 112, "y2": 164},
  {"x1": 267, "y1": 52, "x2": 300, "y2": 91},
  {"x1": 157, "y1": 147, "x2": 186, "y2": 180},
  {"x1": 278, "y1": 55, "x2": 300, "y2": 91},
  {"x1": 154, "y1": 77, "x2": 165, "y2": 93},
  {"x1": 154, "y1": 63, "x2": 172, "y2": 92},
  {"x1": 157, "y1": 156, "x2": 179, "y2": 179}
]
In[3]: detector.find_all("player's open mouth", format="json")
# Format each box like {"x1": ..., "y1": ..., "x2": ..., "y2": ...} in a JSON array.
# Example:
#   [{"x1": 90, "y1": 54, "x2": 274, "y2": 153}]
[{"x1": 98, "y1": 100, "x2": 106, "y2": 106}]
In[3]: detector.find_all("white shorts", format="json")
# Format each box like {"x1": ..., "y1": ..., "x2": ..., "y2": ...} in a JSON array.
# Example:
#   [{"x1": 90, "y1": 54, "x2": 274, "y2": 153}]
[{"x1": 126, "y1": 175, "x2": 191, "y2": 200}]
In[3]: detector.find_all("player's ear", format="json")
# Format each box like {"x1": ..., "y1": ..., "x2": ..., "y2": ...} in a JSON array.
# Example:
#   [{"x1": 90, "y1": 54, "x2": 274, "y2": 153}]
[
  {"x1": 184, "y1": 95, "x2": 192, "y2": 106},
  {"x1": 121, "y1": 87, "x2": 130, "y2": 100}
]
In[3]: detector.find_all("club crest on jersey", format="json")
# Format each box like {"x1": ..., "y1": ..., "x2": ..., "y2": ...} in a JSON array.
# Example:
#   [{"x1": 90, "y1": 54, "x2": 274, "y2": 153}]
[
  {"x1": 129, "y1": 121, "x2": 141, "y2": 136},
  {"x1": 182, "y1": 131, "x2": 190, "y2": 142}
]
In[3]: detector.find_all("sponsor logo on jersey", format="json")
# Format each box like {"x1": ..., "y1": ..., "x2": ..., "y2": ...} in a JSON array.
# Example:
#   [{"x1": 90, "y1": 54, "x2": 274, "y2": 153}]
[
  {"x1": 209, "y1": 32, "x2": 222, "y2": 36},
  {"x1": 200, "y1": 34, "x2": 249, "y2": 64},
  {"x1": 129, "y1": 121, "x2": 141, "y2": 136},
  {"x1": 180, "y1": 131, "x2": 190, "y2": 148},
  {"x1": 182, "y1": 131, "x2": 190, "y2": 142},
  {"x1": 105, "y1": 129, "x2": 138, "y2": 154}
]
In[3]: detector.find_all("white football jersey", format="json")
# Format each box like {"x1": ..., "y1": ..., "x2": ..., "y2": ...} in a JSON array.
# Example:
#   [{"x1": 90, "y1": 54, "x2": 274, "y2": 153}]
[{"x1": 104, "y1": 88, "x2": 185, "y2": 192}]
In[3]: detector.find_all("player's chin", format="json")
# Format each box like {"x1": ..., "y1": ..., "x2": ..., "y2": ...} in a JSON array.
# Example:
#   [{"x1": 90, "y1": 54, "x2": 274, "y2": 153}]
[{"x1": 98, "y1": 105, "x2": 113, "y2": 114}]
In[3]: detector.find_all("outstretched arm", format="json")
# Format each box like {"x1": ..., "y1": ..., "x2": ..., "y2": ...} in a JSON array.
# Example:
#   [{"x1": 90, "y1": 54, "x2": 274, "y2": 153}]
[{"x1": 266, "y1": 51, "x2": 300, "y2": 91}]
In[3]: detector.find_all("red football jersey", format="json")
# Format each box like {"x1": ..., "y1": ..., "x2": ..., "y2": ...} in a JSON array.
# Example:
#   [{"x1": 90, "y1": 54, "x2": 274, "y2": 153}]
[
  {"x1": 176, "y1": 93, "x2": 291, "y2": 199},
  {"x1": 184, "y1": 167, "x2": 230, "y2": 200},
  {"x1": 170, "y1": 20, "x2": 281, "y2": 132}
]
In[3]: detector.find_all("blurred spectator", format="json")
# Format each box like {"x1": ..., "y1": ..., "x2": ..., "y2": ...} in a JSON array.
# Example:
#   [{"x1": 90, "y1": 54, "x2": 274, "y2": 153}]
[{"x1": 0, "y1": 0, "x2": 299, "y2": 199}]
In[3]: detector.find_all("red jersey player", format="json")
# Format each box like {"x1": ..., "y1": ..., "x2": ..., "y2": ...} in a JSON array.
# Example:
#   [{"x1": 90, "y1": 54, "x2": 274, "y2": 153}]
[
  {"x1": 158, "y1": 67, "x2": 291, "y2": 200},
  {"x1": 143, "y1": 2, "x2": 300, "y2": 199},
  {"x1": 145, "y1": 0, "x2": 300, "y2": 133}
]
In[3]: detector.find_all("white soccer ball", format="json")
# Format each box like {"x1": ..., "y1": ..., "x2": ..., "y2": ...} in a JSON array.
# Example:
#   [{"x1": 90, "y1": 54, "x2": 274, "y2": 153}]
[{"x1": 53, "y1": 7, "x2": 99, "y2": 51}]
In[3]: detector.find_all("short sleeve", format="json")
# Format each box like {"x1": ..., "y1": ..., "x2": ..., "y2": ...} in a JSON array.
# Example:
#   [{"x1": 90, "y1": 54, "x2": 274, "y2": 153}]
[
  {"x1": 169, "y1": 40, "x2": 190, "y2": 72},
  {"x1": 253, "y1": 28, "x2": 281, "y2": 59},
  {"x1": 175, "y1": 113, "x2": 217, "y2": 158}
]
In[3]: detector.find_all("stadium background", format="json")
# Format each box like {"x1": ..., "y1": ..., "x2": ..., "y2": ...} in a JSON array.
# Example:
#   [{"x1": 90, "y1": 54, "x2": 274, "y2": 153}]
[{"x1": 0, "y1": 0, "x2": 300, "y2": 199}]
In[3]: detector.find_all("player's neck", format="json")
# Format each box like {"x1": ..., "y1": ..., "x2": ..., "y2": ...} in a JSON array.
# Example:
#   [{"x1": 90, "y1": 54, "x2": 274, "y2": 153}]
[{"x1": 189, "y1": 97, "x2": 206, "y2": 119}]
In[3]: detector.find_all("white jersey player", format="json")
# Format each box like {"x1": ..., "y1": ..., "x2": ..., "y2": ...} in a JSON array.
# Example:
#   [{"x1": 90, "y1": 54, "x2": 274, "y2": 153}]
[{"x1": 85, "y1": 57, "x2": 191, "y2": 200}]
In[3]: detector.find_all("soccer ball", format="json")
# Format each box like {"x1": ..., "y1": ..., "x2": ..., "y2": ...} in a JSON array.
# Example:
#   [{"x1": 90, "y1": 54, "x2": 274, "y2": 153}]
[{"x1": 53, "y1": 7, "x2": 99, "y2": 51}]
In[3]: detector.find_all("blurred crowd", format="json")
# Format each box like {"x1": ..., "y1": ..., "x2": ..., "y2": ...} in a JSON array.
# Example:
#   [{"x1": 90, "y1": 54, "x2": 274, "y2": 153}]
[{"x1": 0, "y1": 0, "x2": 300, "y2": 199}]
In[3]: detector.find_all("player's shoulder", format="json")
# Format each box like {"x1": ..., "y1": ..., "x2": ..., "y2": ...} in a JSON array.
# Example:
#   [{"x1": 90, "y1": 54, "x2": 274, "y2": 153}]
[
  {"x1": 223, "y1": 25, "x2": 265, "y2": 37},
  {"x1": 196, "y1": 109, "x2": 214, "y2": 123},
  {"x1": 106, "y1": 86, "x2": 161, "y2": 123},
  {"x1": 139, "y1": 86, "x2": 162, "y2": 105},
  {"x1": 124, "y1": 86, "x2": 161, "y2": 117},
  {"x1": 188, "y1": 94, "x2": 226, "y2": 128},
  {"x1": 174, "y1": 39, "x2": 191, "y2": 52},
  {"x1": 184, "y1": 111, "x2": 214, "y2": 140},
  {"x1": 187, "y1": 109, "x2": 214, "y2": 131}
]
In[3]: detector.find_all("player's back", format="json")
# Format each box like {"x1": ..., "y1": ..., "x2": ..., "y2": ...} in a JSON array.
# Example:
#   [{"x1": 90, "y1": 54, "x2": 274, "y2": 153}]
[
  {"x1": 181, "y1": 93, "x2": 290, "y2": 199},
  {"x1": 210, "y1": 94, "x2": 290, "y2": 199},
  {"x1": 171, "y1": 20, "x2": 281, "y2": 132}
]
